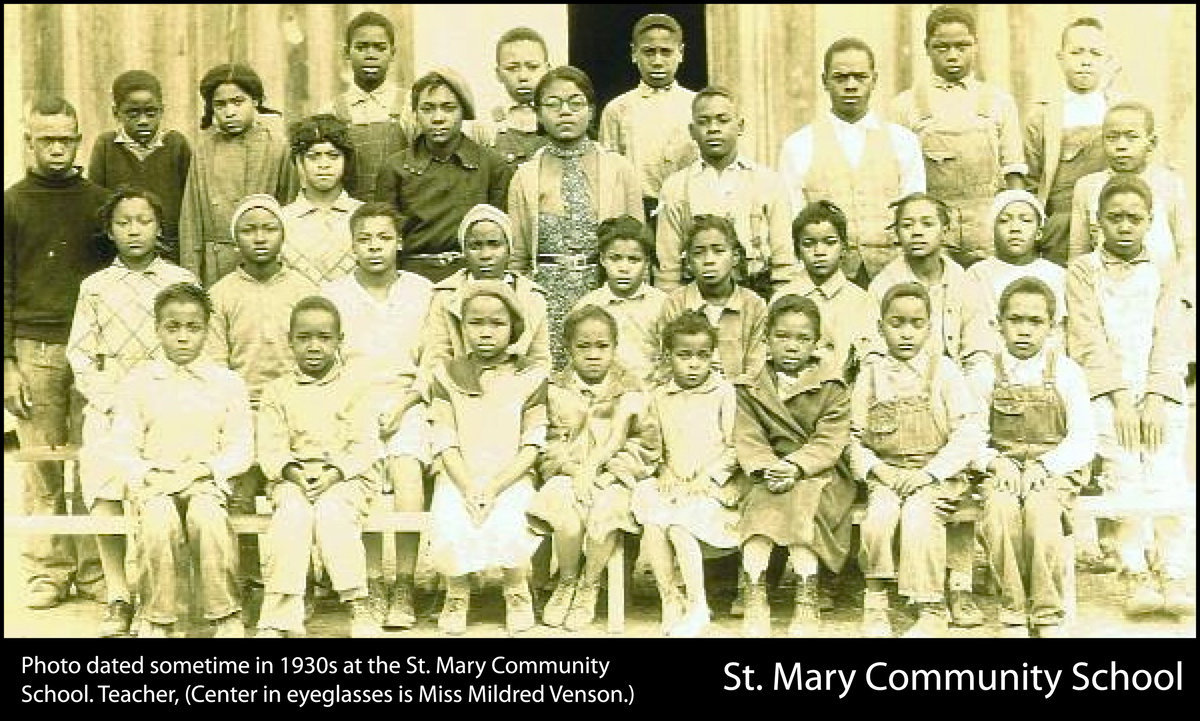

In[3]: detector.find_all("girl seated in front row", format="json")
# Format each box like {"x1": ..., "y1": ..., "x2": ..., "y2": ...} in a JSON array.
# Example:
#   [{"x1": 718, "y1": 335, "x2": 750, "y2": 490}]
[
  {"x1": 734, "y1": 295, "x2": 855, "y2": 637},
  {"x1": 527, "y1": 304, "x2": 660, "y2": 631},
  {"x1": 632, "y1": 311, "x2": 743, "y2": 637},
  {"x1": 426, "y1": 281, "x2": 547, "y2": 636}
]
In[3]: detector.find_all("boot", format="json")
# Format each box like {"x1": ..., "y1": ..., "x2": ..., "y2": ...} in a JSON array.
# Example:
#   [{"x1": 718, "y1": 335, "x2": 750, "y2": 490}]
[
  {"x1": 860, "y1": 589, "x2": 892, "y2": 638},
  {"x1": 384, "y1": 578, "x2": 417, "y2": 630},
  {"x1": 1124, "y1": 572, "x2": 1165, "y2": 616},
  {"x1": 564, "y1": 580, "x2": 600, "y2": 632},
  {"x1": 741, "y1": 579, "x2": 770, "y2": 637},
  {"x1": 787, "y1": 575, "x2": 820, "y2": 637},
  {"x1": 903, "y1": 603, "x2": 948, "y2": 638},
  {"x1": 541, "y1": 576, "x2": 577, "y2": 628}
]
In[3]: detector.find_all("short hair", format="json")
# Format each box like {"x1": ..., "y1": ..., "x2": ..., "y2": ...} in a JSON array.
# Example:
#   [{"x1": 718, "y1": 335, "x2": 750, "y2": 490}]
[
  {"x1": 768, "y1": 294, "x2": 822, "y2": 339},
  {"x1": 1061, "y1": 16, "x2": 1105, "y2": 48},
  {"x1": 662, "y1": 310, "x2": 717, "y2": 352},
  {"x1": 154, "y1": 282, "x2": 211, "y2": 322},
  {"x1": 792, "y1": 200, "x2": 849, "y2": 247},
  {"x1": 345, "y1": 11, "x2": 395, "y2": 47},
  {"x1": 563, "y1": 304, "x2": 618, "y2": 346},
  {"x1": 880, "y1": 282, "x2": 932, "y2": 318},
  {"x1": 925, "y1": 4, "x2": 977, "y2": 41},
  {"x1": 289, "y1": 295, "x2": 342, "y2": 335},
  {"x1": 288, "y1": 114, "x2": 357, "y2": 193},
  {"x1": 597, "y1": 215, "x2": 654, "y2": 259},
  {"x1": 1098, "y1": 173, "x2": 1154, "y2": 213},
  {"x1": 496, "y1": 27, "x2": 549, "y2": 64},
  {"x1": 1105, "y1": 100, "x2": 1156, "y2": 135},
  {"x1": 27, "y1": 95, "x2": 77, "y2": 125},
  {"x1": 692, "y1": 85, "x2": 738, "y2": 114},
  {"x1": 998, "y1": 276, "x2": 1057, "y2": 320},
  {"x1": 111, "y1": 70, "x2": 162, "y2": 104},
  {"x1": 349, "y1": 201, "x2": 404, "y2": 236},
  {"x1": 823, "y1": 37, "x2": 876, "y2": 75},
  {"x1": 890, "y1": 192, "x2": 952, "y2": 229},
  {"x1": 685, "y1": 214, "x2": 738, "y2": 254},
  {"x1": 461, "y1": 284, "x2": 526, "y2": 343},
  {"x1": 198, "y1": 63, "x2": 276, "y2": 130},
  {"x1": 98, "y1": 185, "x2": 166, "y2": 233},
  {"x1": 534, "y1": 65, "x2": 597, "y2": 109}
]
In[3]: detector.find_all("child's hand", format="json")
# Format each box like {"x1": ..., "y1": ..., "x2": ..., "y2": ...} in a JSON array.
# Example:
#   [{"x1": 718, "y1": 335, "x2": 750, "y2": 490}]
[
  {"x1": 572, "y1": 472, "x2": 595, "y2": 508},
  {"x1": 3, "y1": 361, "x2": 32, "y2": 419},
  {"x1": 989, "y1": 457, "x2": 1021, "y2": 496},
  {"x1": 869, "y1": 464, "x2": 900, "y2": 492},
  {"x1": 466, "y1": 489, "x2": 493, "y2": 526},
  {"x1": 306, "y1": 466, "x2": 344, "y2": 503},
  {"x1": 766, "y1": 476, "x2": 795, "y2": 494},
  {"x1": 763, "y1": 459, "x2": 799, "y2": 486},
  {"x1": 145, "y1": 468, "x2": 190, "y2": 497},
  {"x1": 1139, "y1": 394, "x2": 1167, "y2": 453},
  {"x1": 1112, "y1": 395, "x2": 1140, "y2": 451},
  {"x1": 1020, "y1": 460, "x2": 1049, "y2": 497}
]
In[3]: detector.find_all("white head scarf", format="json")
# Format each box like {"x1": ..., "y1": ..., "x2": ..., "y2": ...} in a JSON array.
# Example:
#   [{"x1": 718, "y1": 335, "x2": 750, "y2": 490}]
[
  {"x1": 987, "y1": 189, "x2": 1046, "y2": 231},
  {"x1": 456, "y1": 203, "x2": 513, "y2": 251},
  {"x1": 229, "y1": 193, "x2": 285, "y2": 243}
]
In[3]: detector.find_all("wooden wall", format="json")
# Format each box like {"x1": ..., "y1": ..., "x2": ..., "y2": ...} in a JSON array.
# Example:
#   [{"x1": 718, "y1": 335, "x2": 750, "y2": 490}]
[
  {"x1": 4, "y1": 3, "x2": 1196, "y2": 207},
  {"x1": 706, "y1": 3, "x2": 1196, "y2": 201}
]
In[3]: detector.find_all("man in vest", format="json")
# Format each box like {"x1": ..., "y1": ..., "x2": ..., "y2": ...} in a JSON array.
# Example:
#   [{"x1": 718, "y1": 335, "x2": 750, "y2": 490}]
[{"x1": 780, "y1": 37, "x2": 925, "y2": 286}]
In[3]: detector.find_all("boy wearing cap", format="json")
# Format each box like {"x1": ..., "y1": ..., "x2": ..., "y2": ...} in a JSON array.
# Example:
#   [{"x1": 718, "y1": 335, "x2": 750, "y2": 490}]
[
  {"x1": 376, "y1": 69, "x2": 514, "y2": 283},
  {"x1": 600, "y1": 13, "x2": 699, "y2": 220}
]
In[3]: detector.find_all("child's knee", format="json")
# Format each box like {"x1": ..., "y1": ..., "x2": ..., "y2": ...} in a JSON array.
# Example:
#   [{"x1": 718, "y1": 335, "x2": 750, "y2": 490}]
[
  {"x1": 983, "y1": 487, "x2": 1021, "y2": 523},
  {"x1": 186, "y1": 494, "x2": 229, "y2": 531},
  {"x1": 140, "y1": 495, "x2": 178, "y2": 531},
  {"x1": 900, "y1": 492, "x2": 940, "y2": 528}
]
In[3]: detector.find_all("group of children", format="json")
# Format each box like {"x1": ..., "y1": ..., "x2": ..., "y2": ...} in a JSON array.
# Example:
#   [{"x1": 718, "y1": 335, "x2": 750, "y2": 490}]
[{"x1": 4, "y1": 6, "x2": 1193, "y2": 639}]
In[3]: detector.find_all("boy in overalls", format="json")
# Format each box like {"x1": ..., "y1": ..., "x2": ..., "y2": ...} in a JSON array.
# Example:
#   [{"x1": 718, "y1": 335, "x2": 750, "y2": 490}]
[
  {"x1": 891, "y1": 5, "x2": 1026, "y2": 269},
  {"x1": 976, "y1": 277, "x2": 1096, "y2": 638},
  {"x1": 321, "y1": 11, "x2": 414, "y2": 203},
  {"x1": 851, "y1": 282, "x2": 987, "y2": 637}
]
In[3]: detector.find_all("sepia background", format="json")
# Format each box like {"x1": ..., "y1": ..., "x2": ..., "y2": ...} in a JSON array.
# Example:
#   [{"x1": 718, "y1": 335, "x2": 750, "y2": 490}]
[
  {"x1": 3, "y1": 3, "x2": 1196, "y2": 204},
  {"x1": 3, "y1": 4, "x2": 1195, "y2": 637}
]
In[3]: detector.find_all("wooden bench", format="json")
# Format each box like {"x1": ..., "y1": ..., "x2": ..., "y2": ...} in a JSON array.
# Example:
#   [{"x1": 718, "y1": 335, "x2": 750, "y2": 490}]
[{"x1": 4, "y1": 445, "x2": 629, "y2": 634}]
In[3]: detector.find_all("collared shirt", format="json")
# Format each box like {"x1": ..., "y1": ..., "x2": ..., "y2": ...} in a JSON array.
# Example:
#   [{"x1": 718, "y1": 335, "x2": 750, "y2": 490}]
[
  {"x1": 280, "y1": 190, "x2": 364, "y2": 286},
  {"x1": 849, "y1": 352, "x2": 986, "y2": 483},
  {"x1": 469, "y1": 104, "x2": 548, "y2": 166},
  {"x1": 1062, "y1": 89, "x2": 1108, "y2": 129},
  {"x1": 973, "y1": 347, "x2": 1096, "y2": 477},
  {"x1": 868, "y1": 254, "x2": 996, "y2": 383},
  {"x1": 965, "y1": 256, "x2": 1068, "y2": 352},
  {"x1": 771, "y1": 269, "x2": 884, "y2": 369},
  {"x1": 375, "y1": 134, "x2": 513, "y2": 255},
  {"x1": 656, "y1": 154, "x2": 800, "y2": 290},
  {"x1": 574, "y1": 283, "x2": 668, "y2": 382},
  {"x1": 1065, "y1": 247, "x2": 1187, "y2": 403},
  {"x1": 256, "y1": 360, "x2": 383, "y2": 487},
  {"x1": 651, "y1": 372, "x2": 738, "y2": 484},
  {"x1": 778, "y1": 110, "x2": 925, "y2": 211},
  {"x1": 113, "y1": 127, "x2": 167, "y2": 162},
  {"x1": 599, "y1": 81, "x2": 699, "y2": 199},
  {"x1": 107, "y1": 358, "x2": 253, "y2": 492},
  {"x1": 67, "y1": 257, "x2": 198, "y2": 412},
  {"x1": 1069, "y1": 164, "x2": 1194, "y2": 273},
  {"x1": 321, "y1": 270, "x2": 433, "y2": 387},
  {"x1": 207, "y1": 265, "x2": 319, "y2": 405},
  {"x1": 890, "y1": 75, "x2": 1028, "y2": 178},
  {"x1": 658, "y1": 283, "x2": 768, "y2": 383}
]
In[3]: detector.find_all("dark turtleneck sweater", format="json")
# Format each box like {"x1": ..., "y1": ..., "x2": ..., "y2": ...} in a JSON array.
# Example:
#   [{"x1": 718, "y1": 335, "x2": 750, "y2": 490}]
[{"x1": 4, "y1": 168, "x2": 113, "y2": 356}]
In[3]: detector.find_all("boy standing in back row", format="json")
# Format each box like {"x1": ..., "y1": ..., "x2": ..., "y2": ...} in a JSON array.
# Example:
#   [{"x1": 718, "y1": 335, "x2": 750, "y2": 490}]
[
  {"x1": 5, "y1": 96, "x2": 110, "y2": 610},
  {"x1": 891, "y1": 5, "x2": 1026, "y2": 269},
  {"x1": 600, "y1": 13, "x2": 698, "y2": 220}
]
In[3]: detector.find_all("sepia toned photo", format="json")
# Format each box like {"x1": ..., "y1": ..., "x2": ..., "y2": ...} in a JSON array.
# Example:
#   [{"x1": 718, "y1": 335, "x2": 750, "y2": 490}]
[{"x1": 3, "y1": 3, "x2": 1195, "y2": 641}]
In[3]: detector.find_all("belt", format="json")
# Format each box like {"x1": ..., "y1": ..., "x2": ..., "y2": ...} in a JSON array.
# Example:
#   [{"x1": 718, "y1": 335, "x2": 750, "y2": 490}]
[
  {"x1": 537, "y1": 253, "x2": 596, "y2": 271},
  {"x1": 403, "y1": 251, "x2": 463, "y2": 267}
]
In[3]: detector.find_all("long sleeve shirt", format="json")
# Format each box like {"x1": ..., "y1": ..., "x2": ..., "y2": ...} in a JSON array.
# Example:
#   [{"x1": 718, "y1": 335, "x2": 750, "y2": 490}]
[
  {"x1": 849, "y1": 352, "x2": 987, "y2": 483},
  {"x1": 598, "y1": 81, "x2": 698, "y2": 199},
  {"x1": 107, "y1": 358, "x2": 253, "y2": 493},
  {"x1": 66, "y1": 257, "x2": 198, "y2": 411},
  {"x1": 4, "y1": 170, "x2": 113, "y2": 355},
  {"x1": 972, "y1": 348, "x2": 1096, "y2": 477},
  {"x1": 88, "y1": 129, "x2": 192, "y2": 242},
  {"x1": 322, "y1": 271, "x2": 433, "y2": 388},
  {"x1": 657, "y1": 283, "x2": 768, "y2": 384},
  {"x1": 255, "y1": 361, "x2": 383, "y2": 490},
  {"x1": 280, "y1": 191, "x2": 364, "y2": 286},
  {"x1": 572, "y1": 283, "x2": 668, "y2": 383},
  {"x1": 656, "y1": 154, "x2": 800, "y2": 290},
  {"x1": 206, "y1": 266, "x2": 319, "y2": 406},
  {"x1": 1065, "y1": 248, "x2": 1187, "y2": 404},
  {"x1": 771, "y1": 269, "x2": 884, "y2": 372},
  {"x1": 375, "y1": 134, "x2": 513, "y2": 256},
  {"x1": 651, "y1": 373, "x2": 739, "y2": 485}
]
